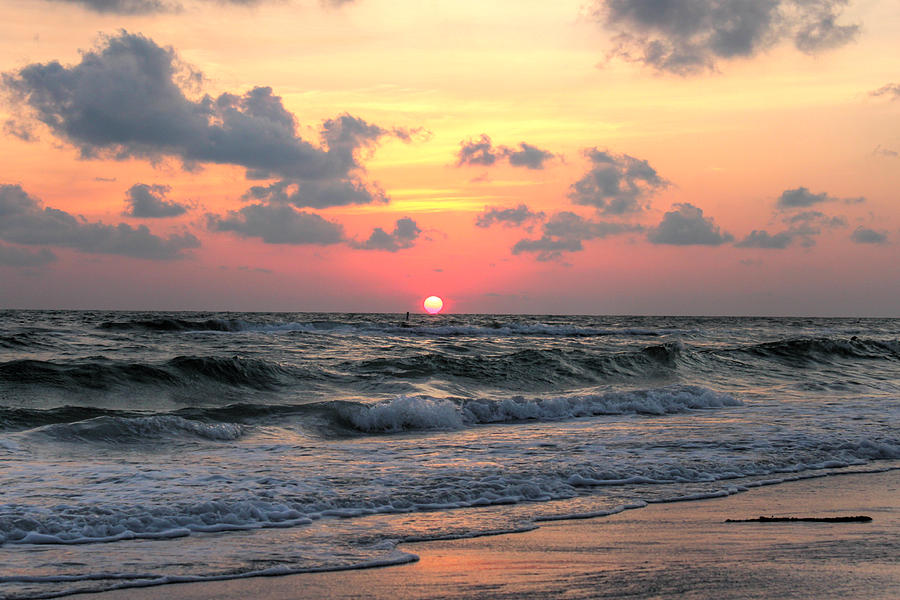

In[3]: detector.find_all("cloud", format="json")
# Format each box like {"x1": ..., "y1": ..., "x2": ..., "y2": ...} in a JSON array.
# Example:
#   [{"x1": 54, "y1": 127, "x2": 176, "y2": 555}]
[
  {"x1": 124, "y1": 183, "x2": 188, "y2": 218},
  {"x1": 503, "y1": 143, "x2": 556, "y2": 170},
  {"x1": 648, "y1": 203, "x2": 733, "y2": 245},
  {"x1": 513, "y1": 211, "x2": 642, "y2": 261},
  {"x1": 243, "y1": 178, "x2": 387, "y2": 209},
  {"x1": 776, "y1": 186, "x2": 864, "y2": 209},
  {"x1": 735, "y1": 230, "x2": 794, "y2": 249},
  {"x1": 456, "y1": 134, "x2": 556, "y2": 170},
  {"x1": 850, "y1": 227, "x2": 888, "y2": 245},
  {"x1": 0, "y1": 243, "x2": 56, "y2": 267},
  {"x1": 737, "y1": 209, "x2": 847, "y2": 249},
  {"x1": 873, "y1": 145, "x2": 898, "y2": 158},
  {"x1": 4, "y1": 32, "x2": 393, "y2": 188},
  {"x1": 0, "y1": 184, "x2": 199, "y2": 259},
  {"x1": 3, "y1": 119, "x2": 36, "y2": 142},
  {"x1": 351, "y1": 217, "x2": 421, "y2": 251},
  {"x1": 569, "y1": 148, "x2": 668, "y2": 214},
  {"x1": 207, "y1": 203, "x2": 345, "y2": 245},
  {"x1": 45, "y1": 0, "x2": 272, "y2": 15},
  {"x1": 870, "y1": 82, "x2": 900, "y2": 100},
  {"x1": 594, "y1": 0, "x2": 859, "y2": 75},
  {"x1": 475, "y1": 204, "x2": 545, "y2": 228}
]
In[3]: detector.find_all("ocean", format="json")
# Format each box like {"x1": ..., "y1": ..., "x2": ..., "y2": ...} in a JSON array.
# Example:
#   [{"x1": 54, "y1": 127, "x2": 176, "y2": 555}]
[{"x1": 1, "y1": 310, "x2": 898, "y2": 598}]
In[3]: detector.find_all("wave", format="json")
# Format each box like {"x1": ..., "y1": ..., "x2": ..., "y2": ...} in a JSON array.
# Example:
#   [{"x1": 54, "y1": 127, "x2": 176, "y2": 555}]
[
  {"x1": 347, "y1": 342, "x2": 683, "y2": 386},
  {"x1": 0, "y1": 355, "x2": 299, "y2": 393},
  {"x1": 99, "y1": 318, "x2": 243, "y2": 332},
  {"x1": 33, "y1": 415, "x2": 245, "y2": 444},
  {"x1": 338, "y1": 385, "x2": 741, "y2": 433},
  {"x1": 735, "y1": 336, "x2": 900, "y2": 363},
  {"x1": 95, "y1": 316, "x2": 690, "y2": 338}
]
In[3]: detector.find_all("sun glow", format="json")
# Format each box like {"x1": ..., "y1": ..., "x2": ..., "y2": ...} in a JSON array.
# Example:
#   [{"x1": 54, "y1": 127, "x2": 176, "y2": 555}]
[{"x1": 423, "y1": 295, "x2": 443, "y2": 314}]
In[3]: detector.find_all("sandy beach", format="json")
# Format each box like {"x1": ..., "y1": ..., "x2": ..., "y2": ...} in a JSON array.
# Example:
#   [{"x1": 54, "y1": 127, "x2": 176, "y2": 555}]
[{"x1": 73, "y1": 468, "x2": 899, "y2": 600}]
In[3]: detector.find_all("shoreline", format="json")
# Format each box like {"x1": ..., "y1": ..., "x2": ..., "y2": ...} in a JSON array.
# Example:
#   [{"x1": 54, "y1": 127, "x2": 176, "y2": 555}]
[{"x1": 71, "y1": 468, "x2": 900, "y2": 600}]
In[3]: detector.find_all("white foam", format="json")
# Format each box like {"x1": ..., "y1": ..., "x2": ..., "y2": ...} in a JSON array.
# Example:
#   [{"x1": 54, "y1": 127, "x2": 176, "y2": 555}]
[{"x1": 346, "y1": 385, "x2": 742, "y2": 432}]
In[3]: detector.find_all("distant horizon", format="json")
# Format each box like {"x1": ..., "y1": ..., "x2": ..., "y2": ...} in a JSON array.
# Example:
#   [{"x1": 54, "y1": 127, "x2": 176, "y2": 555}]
[{"x1": 4, "y1": 306, "x2": 898, "y2": 320}]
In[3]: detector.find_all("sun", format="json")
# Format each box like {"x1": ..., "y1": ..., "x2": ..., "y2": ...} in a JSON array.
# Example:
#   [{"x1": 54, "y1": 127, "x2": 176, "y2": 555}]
[{"x1": 423, "y1": 295, "x2": 444, "y2": 314}]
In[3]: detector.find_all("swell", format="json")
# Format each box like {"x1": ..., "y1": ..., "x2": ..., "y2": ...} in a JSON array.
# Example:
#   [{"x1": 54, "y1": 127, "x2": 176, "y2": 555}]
[
  {"x1": 735, "y1": 336, "x2": 900, "y2": 363},
  {"x1": 2, "y1": 385, "x2": 736, "y2": 439},
  {"x1": 346, "y1": 342, "x2": 683, "y2": 387},
  {"x1": 99, "y1": 318, "x2": 243, "y2": 332},
  {"x1": 0, "y1": 355, "x2": 302, "y2": 393}
]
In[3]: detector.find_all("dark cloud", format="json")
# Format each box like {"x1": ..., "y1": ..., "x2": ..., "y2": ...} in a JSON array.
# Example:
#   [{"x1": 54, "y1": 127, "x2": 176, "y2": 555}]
[
  {"x1": 513, "y1": 211, "x2": 642, "y2": 261},
  {"x1": 569, "y1": 148, "x2": 668, "y2": 214},
  {"x1": 595, "y1": 0, "x2": 859, "y2": 75},
  {"x1": 207, "y1": 203, "x2": 344, "y2": 245},
  {"x1": 456, "y1": 135, "x2": 556, "y2": 170},
  {"x1": 457, "y1": 134, "x2": 499, "y2": 167},
  {"x1": 737, "y1": 210, "x2": 847, "y2": 249},
  {"x1": 850, "y1": 227, "x2": 888, "y2": 245},
  {"x1": 777, "y1": 186, "x2": 864, "y2": 209},
  {"x1": 870, "y1": 83, "x2": 900, "y2": 100},
  {"x1": 4, "y1": 32, "x2": 391, "y2": 187},
  {"x1": 124, "y1": 183, "x2": 188, "y2": 218},
  {"x1": 0, "y1": 184, "x2": 199, "y2": 259},
  {"x1": 475, "y1": 204, "x2": 545, "y2": 228},
  {"x1": 735, "y1": 230, "x2": 794, "y2": 249},
  {"x1": 352, "y1": 217, "x2": 421, "y2": 252},
  {"x1": 0, "y1": 243, "x2": 56, "y2": 267},
  {"x1": 243, "y1": 179, "x2": 387, "y2": 209},
  {"x1": 873, "y1": 145, "x2": 898, "y2": 158},
  {"x1": 648, "y1": 203, "x2": 733, "y2": 245},
  {"x1": 46, "y1": 0, "x2": 269, "y2": 15},
  {"x1": 502, "y1": 143, "x2": 556, "y2": 170}
]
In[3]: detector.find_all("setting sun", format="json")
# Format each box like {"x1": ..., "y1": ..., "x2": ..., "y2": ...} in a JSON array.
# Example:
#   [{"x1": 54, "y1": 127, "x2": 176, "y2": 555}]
[{"x1": 423, "y1": 296, "x2": 444, "y2": 314}]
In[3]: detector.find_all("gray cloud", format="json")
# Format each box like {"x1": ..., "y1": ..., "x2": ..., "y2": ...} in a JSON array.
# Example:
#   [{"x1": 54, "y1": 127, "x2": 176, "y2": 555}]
[
  {"x1": 208, "y1": 203, "x2": 345, "y2": 245},
  {"x1": 513, "y1": 211, "x2": 642, "y2": 261},
  {"x1": 503, "y1": 143, "x2": 556, "y2": 170},
  {"x1": 0, "y1": 184, "x2": 199, "y2": 259},
  {"x1": 850, "y1": 227, "x2": 888, "y2": 245},
  {"x1": 4, "y1": 32, "x2": 391, "y2": 188},
  {"x1": 46, "y1": 0, "x2": 270, "y2": 15},
  {"x1": 738, "y1": 209, "x2": 847, "y2": 249},
  {"x1": 595, "y1": 0, "x2": 859, "y2": 75},
  {"x1": 735, "y1": 230, "x2": 794, "y2": 249},
  {"x1": 3, "y1": 119, "x2": 36, "y2": 142},
  {"x1": 351, "y1": 217, "x2": 421, "y2": 252},
  {"x1": 873, "y1": 145, "x2": 898, "y2": 158},
  {"x1": 648, "y1": 203, "x2": 733, "y2": 245},
  {"x1": 243, "y1": 178, "x2": 387, "y2": 209},
  {"x1": 456, "y1": 134, "x2": 556, "y2": 170},
  {"x1": 777, "y1": 186, "x2": 864, "y2": 209},
  {"x1": 569, "y1": 148, "x2": 668, "y2": 214},
  {"x1": 0, "y1": 243, "x2": 56, "y2": 267},
  {"x1": 124, "y1": 183, "x2": 188, "y2": 218},
  {"x1": 475, "y1": 204, "x2": 546, "y2": 228},
  {"x1": 870, "y1": 83, "x2": 900, "y2": 100}
]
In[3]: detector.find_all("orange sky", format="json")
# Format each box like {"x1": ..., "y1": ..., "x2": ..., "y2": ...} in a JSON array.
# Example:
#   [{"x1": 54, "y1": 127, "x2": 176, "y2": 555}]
[{"x1": 1, "y1": 0, "x2": 898, "y2": 315}]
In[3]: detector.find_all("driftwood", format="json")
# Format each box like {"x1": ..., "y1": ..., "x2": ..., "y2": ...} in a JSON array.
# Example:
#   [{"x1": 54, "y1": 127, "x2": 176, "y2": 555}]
[{"x1": 725, "y1": 515, "x2": 872, "y2": 523}]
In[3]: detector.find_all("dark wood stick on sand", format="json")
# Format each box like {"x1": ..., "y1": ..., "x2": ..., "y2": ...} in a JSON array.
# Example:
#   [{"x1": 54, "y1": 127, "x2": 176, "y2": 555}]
[{"x1": 725, "y1": 515, "x2": 872, "y2": 523}]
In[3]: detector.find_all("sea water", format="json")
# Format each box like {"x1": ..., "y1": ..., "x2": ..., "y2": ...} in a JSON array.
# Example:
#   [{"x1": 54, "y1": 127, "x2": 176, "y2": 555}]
[{"x1": 1, "y1": 311, "x2": 898, "y2": 598}]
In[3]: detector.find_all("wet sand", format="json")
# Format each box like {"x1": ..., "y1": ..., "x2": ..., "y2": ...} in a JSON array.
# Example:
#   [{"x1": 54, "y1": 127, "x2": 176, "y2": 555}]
[{"x1": 74, "y1": 469, "x2": 899, "y2": 600}]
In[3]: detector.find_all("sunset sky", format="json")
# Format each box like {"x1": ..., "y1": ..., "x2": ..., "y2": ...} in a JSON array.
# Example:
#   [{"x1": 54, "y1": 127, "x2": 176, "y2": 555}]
[{"x1": 1, "y1": 0, "x2": 898, "y2": 315}]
